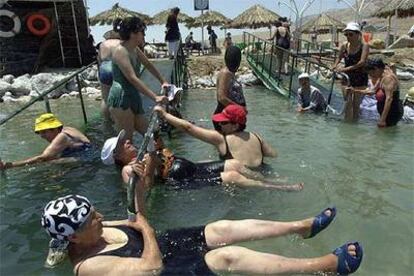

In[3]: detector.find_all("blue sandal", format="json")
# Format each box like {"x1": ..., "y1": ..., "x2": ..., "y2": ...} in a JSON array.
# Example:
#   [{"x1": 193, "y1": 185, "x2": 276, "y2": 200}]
[
  {"x1": 333, "y1": 241, "x2": 363, "y2": 275},
  {"x1": 305, "y1": 207, "x2": 336, "y2": 239}
]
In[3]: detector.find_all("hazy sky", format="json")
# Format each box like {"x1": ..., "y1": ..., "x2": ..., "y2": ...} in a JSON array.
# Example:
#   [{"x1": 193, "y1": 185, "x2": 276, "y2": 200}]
[{"x1": 87, "y1": 0, "x2": 350, "y2": 42}]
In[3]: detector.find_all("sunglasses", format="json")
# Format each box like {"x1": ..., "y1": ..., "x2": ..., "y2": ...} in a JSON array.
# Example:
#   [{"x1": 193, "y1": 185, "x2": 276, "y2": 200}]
[
  {"x1": 219, "y1": 121, "x2": 231, "y2": 126},
  {"x1": 344, "y1": 32, "x2": 356, "y2": 37}
]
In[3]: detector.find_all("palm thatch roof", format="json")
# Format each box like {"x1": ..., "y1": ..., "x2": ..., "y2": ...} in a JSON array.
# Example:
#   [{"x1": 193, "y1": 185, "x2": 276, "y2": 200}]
[
  {"x1": 186, "y1": 11, "x2": 231, "y2": 28},
  {"x1": 301, "y1": 13, "x2": 346, "y2": 34},
  {"x1": 373, "y1": 0, "x2": 414, "y2": 18},
  {"x1": 152, "y1": 10, "x2": 193, "y2": 25},
  {"x1": 229, "y1": 4, "x2": 281, "y2": 29},
  {"x1": 89, "y1": 3, "x2": 152, "y2": 26}
]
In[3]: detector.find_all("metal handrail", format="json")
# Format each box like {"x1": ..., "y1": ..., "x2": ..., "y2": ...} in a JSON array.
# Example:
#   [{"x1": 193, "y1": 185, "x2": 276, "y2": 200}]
[
  {"x1": 0, "y1": 61, "x2": 97, "y2": 127},
  {"x1": 242, "y1": 32, "x2": 340, "y2": 101}
]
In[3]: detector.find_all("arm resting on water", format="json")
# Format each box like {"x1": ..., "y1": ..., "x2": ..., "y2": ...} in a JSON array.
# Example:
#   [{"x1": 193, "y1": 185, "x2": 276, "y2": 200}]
[{"x1": 0, "y1": 133, "x2": 70, "y2": 170}]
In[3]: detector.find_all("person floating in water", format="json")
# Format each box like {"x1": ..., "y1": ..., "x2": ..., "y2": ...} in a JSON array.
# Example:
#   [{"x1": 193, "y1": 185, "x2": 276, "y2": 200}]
[
  {"x1": 296, "y1": 73, "x2": 327, "y2": 113},
  {"x1": 41, "y1": 194, "x2": 363, "y2": 275},
  {"x1": 100, "y1": 130, "x2": 303, "y2": 212},
  {"x1": 155, "y1": 104, "x2": 277, "y2": 168},
  {"x1": 0, "y1": 113, "x2": 90, "y2": 170}
]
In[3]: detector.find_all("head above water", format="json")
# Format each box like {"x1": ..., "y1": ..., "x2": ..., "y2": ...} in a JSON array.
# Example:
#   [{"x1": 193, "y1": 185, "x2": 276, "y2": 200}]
[
  {"x1": 212, "y1": 104, "x2": 247, "y2": 131},
  {"x1": 225, "y1": 46, "x2": 242, "y2": 73},
  {"x1": 101, "y1": 130, "x2": 127, "y2": 165},
  {"x1": 113, "y1": 16, "x2": 146, "y2": 41},
  {"x1": 34, "y1": 113, "x2": 63, "y2": 134},
  {"x1": 171, "y1": 7, "x2": 180, "y2": 15},
  {"x1": 41, "y1": 194, "x2": 92, "y2": 241}
]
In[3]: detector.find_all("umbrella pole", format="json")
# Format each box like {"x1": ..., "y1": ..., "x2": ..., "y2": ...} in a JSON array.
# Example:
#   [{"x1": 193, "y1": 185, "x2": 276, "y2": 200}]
[{"x1": 201, "y1": 10, "x2": 205, "y2": 54}]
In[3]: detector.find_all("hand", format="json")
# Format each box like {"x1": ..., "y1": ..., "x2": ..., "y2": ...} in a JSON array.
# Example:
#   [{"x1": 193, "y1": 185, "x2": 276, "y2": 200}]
[
  {"x1": 377, "y1": 120, "x2": 387, "y2": 128},
  {"x1": 154, "y1": 105, "x2": 166, "y2": 116},
  {"x1": 127, "y1": 213, "x2": 153, "y2": 231},
  {"x1": 131, "y1": 161, "x2": 145, "y2": 177},
  {"x1": 345, "y1": 87, "x2": 354, "y2": 93},
  {"x1": 155, "y1": 95, "x2": 168, "y2": 105},
  {"x1": 0, "y1": 160, "x2": 11, "y2": 171}
]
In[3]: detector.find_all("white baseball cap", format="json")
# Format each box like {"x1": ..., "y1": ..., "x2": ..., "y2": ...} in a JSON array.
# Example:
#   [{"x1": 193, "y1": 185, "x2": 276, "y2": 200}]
[
  {"x1": 101, "y1": 130, "x2": 126, "y2": 165},
  {"x1": 298, "y1": 72, "x2": 310, "y2": 80},
  {"x1": 344, "y1": 22, "x2": 361, "y2": 33},
  {"x1": 166, "y1": 84, "x2": 183, "y2": 101}
]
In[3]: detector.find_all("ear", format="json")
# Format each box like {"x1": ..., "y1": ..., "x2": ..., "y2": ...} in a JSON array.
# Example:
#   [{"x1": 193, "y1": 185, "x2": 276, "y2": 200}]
[{"x1": 67, "y1": 233, "x2": 80, "y2": 244}]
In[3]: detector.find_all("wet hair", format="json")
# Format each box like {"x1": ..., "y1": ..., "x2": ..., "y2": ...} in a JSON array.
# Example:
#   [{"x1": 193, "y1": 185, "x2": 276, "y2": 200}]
[
  {"x1": 238, "y1": 124, "x2": 246, "y2": 131},
  {"x1": 365, "y1": 57, "x2": 385, "y2": 71},
  {"x1": 225, "y1": 46, "x2": 242, "y2": 73},
  {"x1": 113, "y1": 16, "x2": 146, "y2": 40}
]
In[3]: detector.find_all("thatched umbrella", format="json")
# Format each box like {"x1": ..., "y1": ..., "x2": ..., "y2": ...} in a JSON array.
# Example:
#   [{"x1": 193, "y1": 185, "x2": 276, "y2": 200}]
[
  {"x1": 152, "y1": 10, "x2": 193, "y2": 25},
  {"x1": 90, "y1": 3, "x2": 152, "y2": 26},
  {"x1": 186, "y1": 11, "x2": 231, "y2": 28},
  {"x1": 229, "y1": 4, "x2": 281, "y2": 29},
  {"x1": 373, "y1": 0, "x2": 414, "y2": 18},
  {"x1": 372, "y1": 0, "x2": 414, "y2": 46},
  {"x1": 301, "y1": 13, "x2": 345, "y2": 34}
]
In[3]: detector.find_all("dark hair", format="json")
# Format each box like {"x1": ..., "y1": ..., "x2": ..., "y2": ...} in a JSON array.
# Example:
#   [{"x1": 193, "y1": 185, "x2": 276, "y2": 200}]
[
  {"x1": 225, "y1": 46, "x2": 241, "y2": 72},
  {"x1": 171, "y1": 7, "x2": 180, "y2": 15},
  {"x1": 365, "y1": 57, "x2": 385, "y2": 71},
  {"x1": 238, "y1": 124, "x2": 246, "y2": 132},
  {"x1": 113, "y1": 16, "x2": 146, "y2": 40}
]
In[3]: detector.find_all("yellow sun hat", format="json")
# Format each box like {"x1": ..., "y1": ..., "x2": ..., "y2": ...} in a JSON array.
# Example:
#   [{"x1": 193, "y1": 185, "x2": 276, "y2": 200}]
[{"x1": 34, "y1": 113, "x2": 63, "y2": 133}]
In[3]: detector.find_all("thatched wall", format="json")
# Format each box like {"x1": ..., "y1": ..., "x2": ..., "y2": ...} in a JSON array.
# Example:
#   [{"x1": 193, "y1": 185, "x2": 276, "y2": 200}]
[{"x1": 0, "y1": 0, "x2": 96, "y2": 77}]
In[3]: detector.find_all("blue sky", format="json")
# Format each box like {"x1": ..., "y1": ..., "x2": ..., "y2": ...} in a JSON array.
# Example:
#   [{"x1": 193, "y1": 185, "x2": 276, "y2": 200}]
[{"x1": 87, "y1": 0, "x2": 349, "y2": 42}]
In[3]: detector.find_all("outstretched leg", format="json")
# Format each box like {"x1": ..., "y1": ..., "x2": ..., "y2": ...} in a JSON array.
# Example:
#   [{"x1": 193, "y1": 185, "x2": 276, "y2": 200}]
[
  {"x1": 220, "y1": 170, "x2": 303, "y2": 191},
  {"x1": 205, "y1": 244, "x2": 358, "y2": 275},
  {"x1": 204, "y1": 209, "x2": 333, "y2": 248}
]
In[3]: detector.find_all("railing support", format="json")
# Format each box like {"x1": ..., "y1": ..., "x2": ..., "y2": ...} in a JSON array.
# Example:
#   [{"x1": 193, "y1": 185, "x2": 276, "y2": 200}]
[{"x1": 75, "y1": 75, "x2": 88, "y2": 124}]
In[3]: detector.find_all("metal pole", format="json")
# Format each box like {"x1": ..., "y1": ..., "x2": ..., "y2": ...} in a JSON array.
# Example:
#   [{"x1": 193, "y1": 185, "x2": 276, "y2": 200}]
[
  {"x1": 75, "y1": 75, "x2": 88, "y2": 124},
  {"x1": 201, "y1": 10, "x2": 204, "y2": 54},
  {"x1": 53, "y1": 1, "x2": 65, "y2": 67},
  {"x1": 288, "y1": 55, "x2": 295, "y2": 98},
  {"x1": 262, "y1": 41, "x2": 267, "y2": 72},
  {"x1": 83, "y1": 0, "x2": 90, "y2": 37},
  {"x1": 269, "y1": 44, "x2": 274, "y2": 75},
  {"x1": 70, "y1": 0, "x2": 83, "y2": 65}
]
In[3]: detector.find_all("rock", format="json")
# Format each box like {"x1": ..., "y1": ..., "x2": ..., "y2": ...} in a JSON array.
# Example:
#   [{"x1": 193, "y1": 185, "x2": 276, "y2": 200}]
[
  {"x1": 59, "y1": 94, "x2": 71, "y2": 99},
  {"x1": 85, "y1": 87, "x2": 100, "y2": 95},
  {"x1": 237, "y1": 73, "x2": 261, "y2": 86},
  {"x1": 396, "y1": 70, "x2": 414, "y2": 80},
  {"x1": 0, "y1": 81, "x2": 12, "y2": 97},
  {"x1": 195, "y1": 76, "x2": 215, "y2": 87},
  {"x1": 81, "y1": 66, "x2": 98, "y2": 81},
  {"x1": 69, "y1": 91, "x2": 79, "y2": 97},
  {"x1": 388, "y1": 35, "x2": 414, "y2": 49},
  {"x1": 1, "y1": 74, "x2": 14, "y2": 84},
  {"x1": 10, "y1": 74, "x2": 32, "y2": 96},
  {"x1": 66, "y1": 79, "x2": 79, "y2": 92},
  {"x1": 369, "y1": 39, "x2": 385, "y2": 49}
]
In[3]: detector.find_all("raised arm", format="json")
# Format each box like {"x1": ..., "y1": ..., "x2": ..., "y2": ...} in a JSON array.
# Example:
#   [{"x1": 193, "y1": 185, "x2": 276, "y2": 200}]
[
  {"x1": 113, "y1": 46, "x2": 166, "y2": 103},
  {"x1": 0, "y1": 133, "x2": 70, "y2": 170},
  {"x1": 154, "y1": 105, "x2": 224, "y2": 147},
  {"x1": 136, "y1": 47, "x2": 169, "y2": 87}
]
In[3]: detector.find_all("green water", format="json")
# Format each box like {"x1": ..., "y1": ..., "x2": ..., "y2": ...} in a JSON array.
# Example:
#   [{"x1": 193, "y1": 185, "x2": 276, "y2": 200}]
[{"x1": 0, "y1": 87, "x2": 413, "y2": 275}]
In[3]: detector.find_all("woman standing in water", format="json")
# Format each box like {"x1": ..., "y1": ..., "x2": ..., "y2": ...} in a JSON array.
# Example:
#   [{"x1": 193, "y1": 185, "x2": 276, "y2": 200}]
[
  {"x1": 333, "y1": 22, "x2": 369, "y2": 122},
  {"x1": 108, "y1": 17, "x2": 168, "y2": 140},
  {"x1": 213, "y1": 46, "x2": 246, "y2": 131}
]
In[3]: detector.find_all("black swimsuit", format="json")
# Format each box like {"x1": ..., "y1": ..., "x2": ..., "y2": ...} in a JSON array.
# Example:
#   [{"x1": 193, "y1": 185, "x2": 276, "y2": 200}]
[
  {"x1": 166, "y1": 157, "x2": 225, "y2": 189},
  {"x1": 219, "y1": 133, "x2": 264, "y2": 164},
  {"x1": 343, "y1": 44, "x2": 368, "y2": 87},
  {"x1": 94, "y1": 225, "x2": 214, "y2": 275},
  {"x1": 60, "y1": 132, "x2": 91, "y2": 158}
]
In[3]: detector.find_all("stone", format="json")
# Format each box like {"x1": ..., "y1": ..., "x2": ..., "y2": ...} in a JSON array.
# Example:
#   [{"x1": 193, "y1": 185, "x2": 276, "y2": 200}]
[
  {"x1": 0, "y1": 81, "x2": 12, "y2": 96},
  {"x1": 10, "y1": 74, "x2": 32, "y2": 96},
  {"x1": 396, "y1": 70, "x2": 414, "y2": 80},
  {"x1": 1, "y1": 74, "x2": 14, "y2": 84}
]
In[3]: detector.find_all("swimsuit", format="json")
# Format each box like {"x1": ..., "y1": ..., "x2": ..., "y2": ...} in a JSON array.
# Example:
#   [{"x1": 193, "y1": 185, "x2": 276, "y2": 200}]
[
  {"x1": 60, "y1": 132, "x2": 91, "y2": 158},
  {"x1": 98, "y1": 60, "x2": 113, "y2": 86},
  {"x1": 107, "y1": 55, "x2": 144, "y2": 115},
  {"x1": 219, "y1": 133, "x2": 264, "y2": 164},
  {"x1": 344, "y1": 44, "x2": 368, "y2": 87},
  {"x1": 93, "y1": 225, "x2": 214, "y2": 275},
  {"x1": 158, "y1": 150, "x2": 225, "y2": 189},
  {"x1": 375, "y1": 85, "x2": 403, "y2": 126}
]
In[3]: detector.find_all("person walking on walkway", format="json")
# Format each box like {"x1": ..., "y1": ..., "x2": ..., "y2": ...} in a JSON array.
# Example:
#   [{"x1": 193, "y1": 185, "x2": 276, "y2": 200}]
[{"x1": 165, "y1": 7, "x2": 181, "y2": 59}]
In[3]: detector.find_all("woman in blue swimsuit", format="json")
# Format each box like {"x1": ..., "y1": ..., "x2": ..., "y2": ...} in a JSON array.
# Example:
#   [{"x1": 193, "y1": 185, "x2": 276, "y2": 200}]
[
  {"x1": 41, "y1": 194, "x2": 363, "y2": 275},
  {"x1": 0, "y1": 113, "x2": 90, "y2": 170}
]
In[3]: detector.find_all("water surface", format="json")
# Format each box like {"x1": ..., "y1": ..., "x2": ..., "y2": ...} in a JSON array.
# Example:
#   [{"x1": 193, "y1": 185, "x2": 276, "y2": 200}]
[{"x1": 0, "y1": 87, "x2": 413, "y2": 275}]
